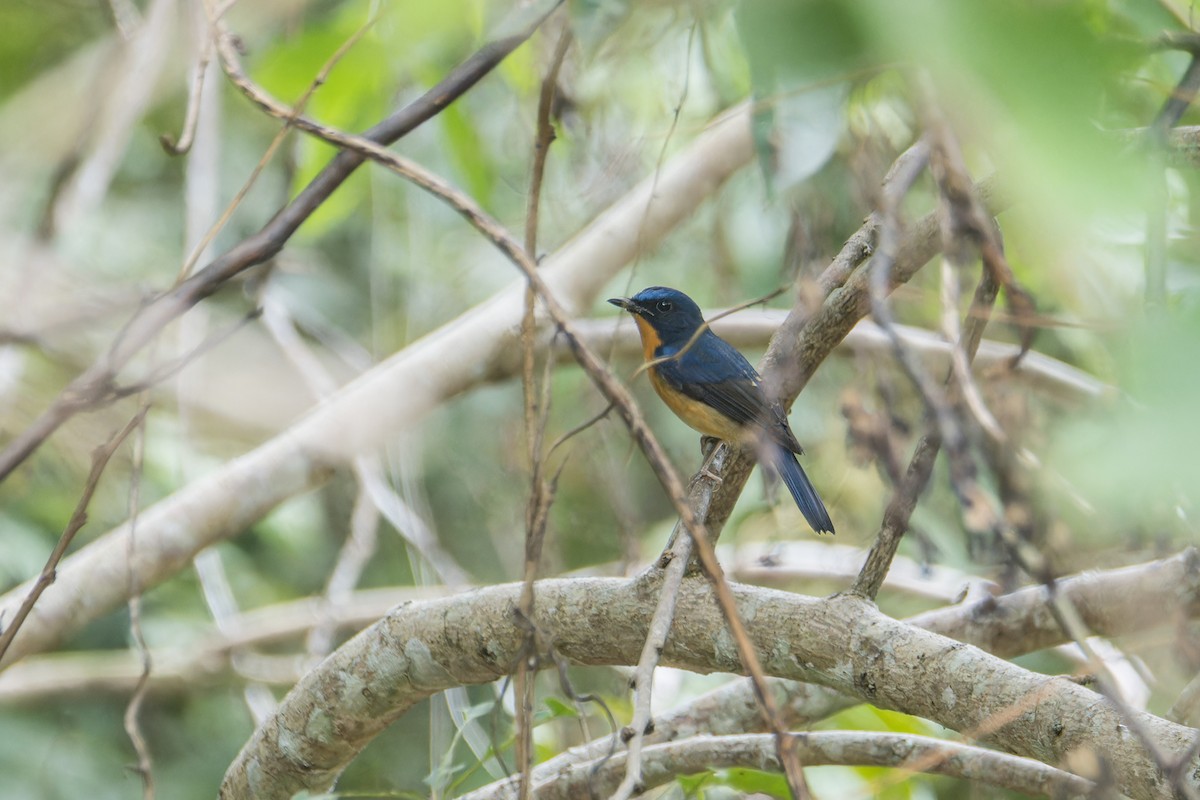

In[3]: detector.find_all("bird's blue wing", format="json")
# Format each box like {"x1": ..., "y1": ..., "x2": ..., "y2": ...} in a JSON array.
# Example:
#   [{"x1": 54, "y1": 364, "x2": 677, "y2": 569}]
[{"x1": 654, "y1": 331, "x2": 770, "y2": 429}]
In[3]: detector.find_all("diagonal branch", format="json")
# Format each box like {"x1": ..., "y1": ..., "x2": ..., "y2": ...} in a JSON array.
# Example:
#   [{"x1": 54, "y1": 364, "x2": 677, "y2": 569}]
[{"x1": 0, "y1": 407, "x2": 148, "y2": 662}]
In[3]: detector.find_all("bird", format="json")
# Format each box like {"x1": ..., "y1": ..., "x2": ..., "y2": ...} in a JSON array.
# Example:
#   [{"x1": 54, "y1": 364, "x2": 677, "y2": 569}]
[{"x1": 609, "y1": 286, "x2": 834, "y2": 534}]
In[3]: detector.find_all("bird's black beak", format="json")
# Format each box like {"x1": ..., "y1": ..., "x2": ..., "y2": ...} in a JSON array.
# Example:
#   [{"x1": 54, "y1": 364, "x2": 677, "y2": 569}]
[{"x1": 608, "y1": 297, "x2": 636, "y2": 313}]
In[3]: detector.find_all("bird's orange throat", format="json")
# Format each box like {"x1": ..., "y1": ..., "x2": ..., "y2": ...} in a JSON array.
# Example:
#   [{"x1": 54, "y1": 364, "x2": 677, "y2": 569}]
[{"x1": 633, "y1": 315, "x2": 662, "y2": 361}]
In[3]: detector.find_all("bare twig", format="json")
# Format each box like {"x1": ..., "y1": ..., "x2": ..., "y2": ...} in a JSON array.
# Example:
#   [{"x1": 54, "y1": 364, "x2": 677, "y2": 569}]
[
  {"x1": 0, "y1": 408, "x2": 147, "y2": 662},
  {"x1": 123, "y1": 409, "x2": 155, "y2": 799},
  {"x1": 305, "y1": 477, "x2": 380, "y2": 659},
  {"x1": 160, "y1": 0, "x2": 215, "y2": 156},
  {"x1": 514, "y1": 29, "x2": 572, "y2": 797},
  {"x1": 613, "y1": 514, "x2": 696, "y2": 800},
  {"x1": 111, "y1": 309, "x2": 261, "y2": 397},
  {"x1": 260, "y1": 296, "x2": 469, "y2": 585},
  {"x1": 1144, "y1": 50, "x2": 1200, "y2": 308}
]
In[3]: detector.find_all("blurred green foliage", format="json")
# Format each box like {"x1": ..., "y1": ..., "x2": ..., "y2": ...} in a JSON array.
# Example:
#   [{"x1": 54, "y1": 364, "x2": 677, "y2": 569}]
[{"x1": 1, "y1": 0, "x2": 1199, "y2": 797}]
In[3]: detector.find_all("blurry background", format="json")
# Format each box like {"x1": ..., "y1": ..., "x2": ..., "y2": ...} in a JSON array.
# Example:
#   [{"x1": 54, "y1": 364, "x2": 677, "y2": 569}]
[{"x1": 0, "y1": 0, "x2": 1198, "y2": 797}]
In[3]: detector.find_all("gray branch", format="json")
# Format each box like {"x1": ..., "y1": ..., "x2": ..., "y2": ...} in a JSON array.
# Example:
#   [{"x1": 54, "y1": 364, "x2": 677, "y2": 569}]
[{"x1": 219, "y1": 573, "x2": 1200, "y2": 799}]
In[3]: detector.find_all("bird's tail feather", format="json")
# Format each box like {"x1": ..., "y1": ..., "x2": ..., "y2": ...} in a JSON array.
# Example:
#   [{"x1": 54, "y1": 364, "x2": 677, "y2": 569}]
[{"x1": 769, "y1": 444, "x2": 834, "y2": 534}]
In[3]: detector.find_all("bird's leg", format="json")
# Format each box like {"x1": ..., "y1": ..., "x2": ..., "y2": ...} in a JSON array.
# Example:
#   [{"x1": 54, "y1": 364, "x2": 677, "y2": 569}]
[{"x1": 692, "y1": 436, "x2": 725, "y2": 486}]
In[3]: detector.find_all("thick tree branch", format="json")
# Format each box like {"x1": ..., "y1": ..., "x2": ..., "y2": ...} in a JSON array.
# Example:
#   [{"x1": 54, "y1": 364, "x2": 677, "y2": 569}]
[
  {"x1": 218, "y1": 575, "x2": 1199, "y2": 799},
  {"x1": 470, "y1": 549, "x2": 1198, "y2": 799}
]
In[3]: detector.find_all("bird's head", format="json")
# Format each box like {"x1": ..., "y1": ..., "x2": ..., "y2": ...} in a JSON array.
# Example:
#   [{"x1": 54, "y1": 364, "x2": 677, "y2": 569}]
[{"x1": 608, "y1": 286, "x2": 705, "y2": 345}]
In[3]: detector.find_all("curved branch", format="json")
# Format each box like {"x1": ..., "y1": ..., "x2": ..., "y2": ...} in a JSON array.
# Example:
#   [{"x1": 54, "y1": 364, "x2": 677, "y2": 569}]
[
  {"x1": 514, "y1": 732, "x2": 1094, "y2": 800},
  {"x1": 219, "y1": 576, "x2": 1199, "y2": 799},
  {"x1": 469, "y1": 549, "x2": 1199, "y2": 798}
]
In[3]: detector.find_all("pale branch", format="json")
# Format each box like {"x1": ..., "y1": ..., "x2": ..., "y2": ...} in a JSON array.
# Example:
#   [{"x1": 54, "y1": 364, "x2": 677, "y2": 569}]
[
  {"x1": 727, "y1": 540, "x2": 997, "y2": 603},
  {"x1": 0, "y1": 106, "x2": 756, "y2": 670},
  {"x1": 502, "y1": 732, "x2": 1095, "y2": 800},
  {"x1": 569, "y1": 313, "x2": 1109, "y2": 403},
  {"x1": 469, "y1": 548, "x2": 1199, "y2": 800},
  {"x1": 0, "y1": 539, "x2": 985, "y2": 703},
  {"x1": 913, "y1": 547, "x2": 1200, "y2": 658},
  {"x1": 3, "y1": 546, "x2": 1184, "y2": 707},
  {"x1": 612, "y1": 518, "x2": 694, "y2": 800},
  {"x1": 218, "y1": 576, "x2": 1199, "y2": 800}
]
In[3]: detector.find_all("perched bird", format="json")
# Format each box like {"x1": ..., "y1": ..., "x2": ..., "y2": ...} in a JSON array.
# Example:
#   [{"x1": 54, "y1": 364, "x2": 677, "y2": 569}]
[{"x1": 609, "y1": 286, "x2": 834, "y2": 534}]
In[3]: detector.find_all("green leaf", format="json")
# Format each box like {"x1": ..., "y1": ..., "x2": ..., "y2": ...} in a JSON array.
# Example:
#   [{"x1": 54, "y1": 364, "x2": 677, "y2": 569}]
[
  {"x1": 721, "y1": 766, "x2": 790, "y2": 798},
  {"x1": 542, "y1": 696, "x2": 580, "y2": 719},
  {"x1": 676, "y1": 769, "x2": 714, "y2": 797}
]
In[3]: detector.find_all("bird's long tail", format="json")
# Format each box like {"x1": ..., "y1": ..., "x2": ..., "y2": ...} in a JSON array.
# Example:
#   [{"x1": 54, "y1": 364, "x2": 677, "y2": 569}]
[{"x1": 768, "y1": 444, "x2": 835, "y2": 534}]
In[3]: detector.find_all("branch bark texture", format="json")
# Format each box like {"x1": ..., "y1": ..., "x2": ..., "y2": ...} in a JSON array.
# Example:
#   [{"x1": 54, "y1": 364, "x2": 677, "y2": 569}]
[{"x1": 219, "y1": 575, "x2": 1200, "y2": 799}]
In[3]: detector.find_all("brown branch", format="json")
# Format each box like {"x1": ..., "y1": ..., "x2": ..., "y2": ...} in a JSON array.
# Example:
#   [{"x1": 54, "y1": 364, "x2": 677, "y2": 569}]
[
  {"x1": 159, "y1": 2, "x2": 214, "y2": 156},
  {"x1": 514, "y1": 29, "x2": 572, "y2": 798},
  {"x1": 0, "y1": 407, "x2": 148, "y2": 662}
]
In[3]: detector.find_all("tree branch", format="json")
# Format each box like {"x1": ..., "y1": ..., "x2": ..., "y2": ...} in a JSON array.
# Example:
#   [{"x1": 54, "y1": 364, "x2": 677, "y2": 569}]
[
  {"x1": 218, "y1": 575, "x2": 1199, "y2": 799},
  {"x1": 508, "y1": 732, "x2": 1095, "y2": 800}
]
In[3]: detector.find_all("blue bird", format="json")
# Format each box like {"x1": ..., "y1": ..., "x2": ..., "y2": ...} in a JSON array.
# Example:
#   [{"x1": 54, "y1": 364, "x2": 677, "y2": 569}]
[{"x1": 610, "y1": 286, "x2": 834, "y2": 534}]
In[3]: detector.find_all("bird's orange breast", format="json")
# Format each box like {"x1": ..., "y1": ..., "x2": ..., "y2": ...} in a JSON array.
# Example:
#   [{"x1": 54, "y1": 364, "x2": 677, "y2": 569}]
[{"x1": 647, "y1": 367, "x2": 745, "y2": 443}]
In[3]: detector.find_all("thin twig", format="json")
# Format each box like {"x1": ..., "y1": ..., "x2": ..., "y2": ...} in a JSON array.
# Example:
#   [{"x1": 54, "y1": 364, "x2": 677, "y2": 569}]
[
  {"x1": 123, "y1": 407, "x2": 155, "y2": 799},
  {"x1": 0, "y1": 408, "x2": 148, "y2": 662},
  {"x1": 160, "y1": 0, "x2": 215, "y2": 156},
  {"x1": 306, "y1": 477, "x2": 380, "y2": 658},
  {"x1": 612, "y1": 513, "x2": 696, "y2": 800},
  {"x1": 112, "y1": 308, "x2": 261, "y2": 398},
  {"x1": 503, "y1": 732, "x2": 1096, "y2": 800},
  {"x1": 1144, "y1": 51, "x2": 1200, "y2": 308},
  {"x1": 514, "y1": 29, "x2": 572, "y2": 798}
]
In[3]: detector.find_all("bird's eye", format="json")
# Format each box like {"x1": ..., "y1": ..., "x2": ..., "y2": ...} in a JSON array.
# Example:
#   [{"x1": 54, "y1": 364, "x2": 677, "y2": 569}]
[{"x1": 656, "y1": 300, "x2": 673, "y2": 313}]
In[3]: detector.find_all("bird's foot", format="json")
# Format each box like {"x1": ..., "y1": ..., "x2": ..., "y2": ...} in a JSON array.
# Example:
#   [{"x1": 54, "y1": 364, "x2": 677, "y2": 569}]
[{"x1": 691, "y1": 466, "x2": 724, "y2": 487}]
